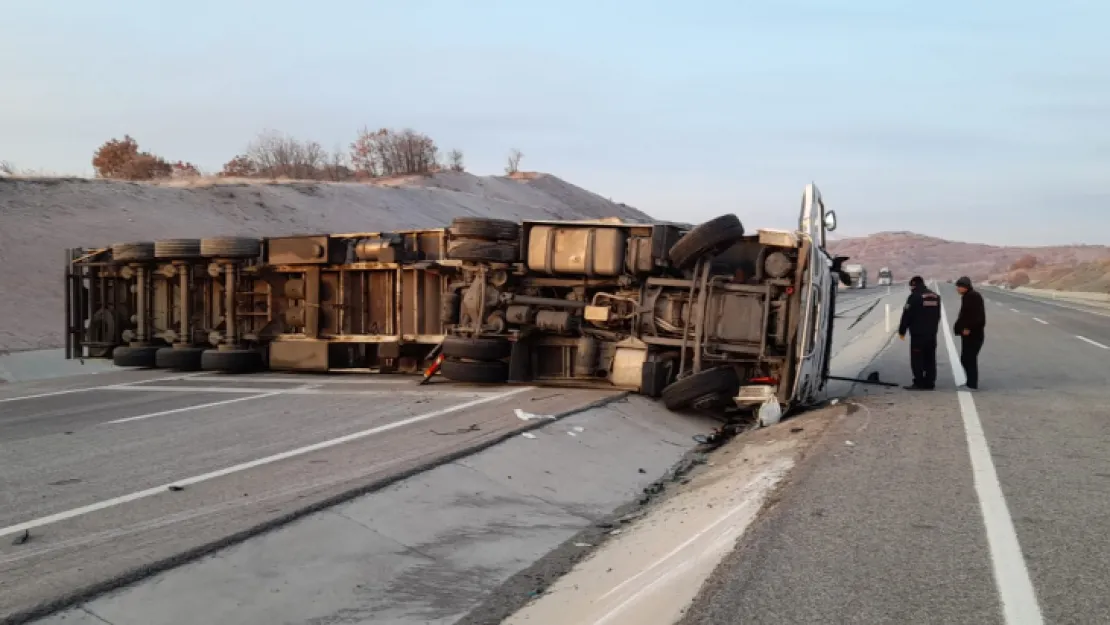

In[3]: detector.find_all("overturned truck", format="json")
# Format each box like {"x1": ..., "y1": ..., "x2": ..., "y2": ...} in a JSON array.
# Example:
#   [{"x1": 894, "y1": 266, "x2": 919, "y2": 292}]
[{"x1": 64, "y1": 184, "x2": 845, "y2": 415}]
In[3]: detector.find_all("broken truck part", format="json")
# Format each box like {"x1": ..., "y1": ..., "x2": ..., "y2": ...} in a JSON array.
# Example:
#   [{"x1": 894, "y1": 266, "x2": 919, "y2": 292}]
[{"x1": 64, "y1": 183, "x2": 843, "y2": 417}]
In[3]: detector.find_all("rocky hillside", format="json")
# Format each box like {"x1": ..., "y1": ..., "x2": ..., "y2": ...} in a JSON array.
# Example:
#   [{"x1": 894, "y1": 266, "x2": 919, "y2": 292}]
[
  {"x1": 828, "y1": 232, "x2": 1110, "y2": 289},
  {"x1": 0, "y1": 172, "x2": 651, "y2": 352}
]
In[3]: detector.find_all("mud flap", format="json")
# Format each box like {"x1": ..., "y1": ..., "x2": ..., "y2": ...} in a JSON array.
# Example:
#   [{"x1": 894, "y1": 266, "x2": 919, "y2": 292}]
[{"x1": 507, "y1": 338, "x2": 532, "y2": 383}]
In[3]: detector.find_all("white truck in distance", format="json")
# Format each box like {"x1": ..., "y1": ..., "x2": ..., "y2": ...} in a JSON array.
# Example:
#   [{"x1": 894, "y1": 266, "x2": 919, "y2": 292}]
[
  {"x1": 843, "y1": 263, "x2": 867, "y2": 289},
  {"x1": 878, "y1": 267, "x2": 892, "y2": 286}
]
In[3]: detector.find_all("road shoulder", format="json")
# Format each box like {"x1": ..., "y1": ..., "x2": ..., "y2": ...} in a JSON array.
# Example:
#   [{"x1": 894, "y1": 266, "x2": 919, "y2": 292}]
[
  {"x1": 498, "y1": 404, "x2": 840, "y2": 625},
  {"x1": 677, "y1": 340, "x2": 1004, "y2": 625}
]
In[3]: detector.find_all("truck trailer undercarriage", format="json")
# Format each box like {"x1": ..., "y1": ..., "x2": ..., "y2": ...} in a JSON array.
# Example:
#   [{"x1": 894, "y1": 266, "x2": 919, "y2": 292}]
[{"x1": 64, "y1": 184, "x2": 844, "y2": 417}]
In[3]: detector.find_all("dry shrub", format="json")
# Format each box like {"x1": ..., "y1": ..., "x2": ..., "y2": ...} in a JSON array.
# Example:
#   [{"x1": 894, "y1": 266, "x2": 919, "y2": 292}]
[
  {"x1": 172, "y1": 161, "x2": 201, "y2": 178},
  {"x1": 1009, "y1": 270, "x2": 1031, "y2": 287},
  {"x1": 219, "y1": 154, "x2": 256, "y2": 178},
  {"x1": 1010, "y1": 254, "x2": 1038, "y2": 271},
  {"x1": 92, "y1": 135, "x2": 174, "y2": 180},
  {"x1": 349, "y1": 127, "x2": 439, "y2": 178}
]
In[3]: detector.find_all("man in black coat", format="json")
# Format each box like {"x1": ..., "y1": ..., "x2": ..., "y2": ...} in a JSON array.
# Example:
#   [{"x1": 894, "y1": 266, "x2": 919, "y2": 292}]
[
  {"x1": 898, "y1": 276, "x2": 941, "y2": 390},
  {"x1": 953, "y1": 276, "x2": 986, "y2": 390}
]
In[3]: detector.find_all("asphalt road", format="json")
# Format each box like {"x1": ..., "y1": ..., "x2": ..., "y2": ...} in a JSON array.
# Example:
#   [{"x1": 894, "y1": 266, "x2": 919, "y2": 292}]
[
  {"x1": 0, "y1": 369, "x2": 620, "y2": 623},
  {"x1": 0, "y1": 285, "x2": 911, "y2": 624},
  {"x1": 681, "y1": 282, "x2": 1110, "y2": 625}
]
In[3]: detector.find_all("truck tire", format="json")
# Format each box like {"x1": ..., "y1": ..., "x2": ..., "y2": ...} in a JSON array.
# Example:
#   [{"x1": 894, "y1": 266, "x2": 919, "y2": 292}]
[
  {"x1": 447, "y1": 239, "x2": 519, "y2": 263},
  {"x1": 112, "y1": 242, "x2": 155, "y2": 262},
  {"x1": 155, "y1": 346, "x2": 205, "y2": 371},
  {"x1": 449, "y1": 217, "x2": 520, "y2": 241},
  {"x1": 154, "y1": 239, "x2": 202, "y2": 259},
  {"x1": 439, "y1": 358, "x2": 509, "y2": 384},
  {"x1": 200, "y1": 237, "x2": 261, "y2": 259},
  {"x1": 112, "y1": 345, "x2": 159, "y2": 368},
  {"x1": 442, "y1": 335, "x2": 511, "y2": 361},
  {"x1": 668, "y1": 215, "x2": 746, "y2": 270},
  {"x1": 201, "y1": 348, "x2": 263, "y2": 373},
  {"x1": 661, "y1": 367, "x2": 741, "y2": 411}
]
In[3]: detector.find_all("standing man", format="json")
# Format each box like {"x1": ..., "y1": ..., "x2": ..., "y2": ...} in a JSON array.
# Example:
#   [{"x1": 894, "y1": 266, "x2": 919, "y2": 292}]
[
  {"x1": 953, "y1": 276, "x2": 986, "y2": 390},
  {"x1": 898, "y1": 276, "x2": 941, "y2": 390}
]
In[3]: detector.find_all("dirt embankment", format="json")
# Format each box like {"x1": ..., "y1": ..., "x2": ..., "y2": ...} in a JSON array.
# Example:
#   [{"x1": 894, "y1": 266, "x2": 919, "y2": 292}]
[{"x1": 0, "y1": 172, "x2": 651, "y2": 353}]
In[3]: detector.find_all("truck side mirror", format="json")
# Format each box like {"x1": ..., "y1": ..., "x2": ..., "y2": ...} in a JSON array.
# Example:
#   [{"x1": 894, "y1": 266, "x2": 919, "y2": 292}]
[{"x1": 824, "y1": 210, "x2": 838, "y2": 232}]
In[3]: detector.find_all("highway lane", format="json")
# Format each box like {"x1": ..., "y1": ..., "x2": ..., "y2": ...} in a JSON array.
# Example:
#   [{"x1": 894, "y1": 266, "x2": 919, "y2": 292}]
[
  {"x1": 979, "y1": 287, "x2": 1110, "y2": 349},
  {"x1": 0, "y1": 370, "x2": 620, "y2": 623},
  {"x1": 681, "y1": 282, "x2": 1110, "y2": 625},
  {"x1": 0, "y1": 287, "x2": 900, "y2": 623}
]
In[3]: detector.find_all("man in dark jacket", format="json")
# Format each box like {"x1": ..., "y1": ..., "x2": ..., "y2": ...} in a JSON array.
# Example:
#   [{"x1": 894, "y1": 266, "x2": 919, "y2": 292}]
[
  {"x1": 898, "y1": 276, "x2": 941, "y2": 390},
  {"x1": 953, "y1": 276, "x2": 986, "y2": 390}
]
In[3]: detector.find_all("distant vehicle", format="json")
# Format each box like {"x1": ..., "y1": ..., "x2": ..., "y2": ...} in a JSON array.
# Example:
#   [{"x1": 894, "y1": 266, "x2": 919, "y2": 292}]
[
  {"x1": 877, "y1": 267, "x2": 892, "y2": 286},
  {"x1": 843, "y1": 264, "x2": 867, "y2": 289}
]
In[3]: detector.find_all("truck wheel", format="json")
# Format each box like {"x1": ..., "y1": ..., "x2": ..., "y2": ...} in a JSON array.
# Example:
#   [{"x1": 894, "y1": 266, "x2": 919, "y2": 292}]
[
  {"x1": 439, "y1": 358, "x2": 509, "y2": 384},
  {"x1": 201, "y1": 348, "x2": 263, "y2": 373},
  {"x1": 447, "y1": 239, "x2": 519, "y2": 263},
  {"x1": 112, "y1": 242, "x2": 155, "y2": 262},
  {"x1": 668, "y1": 214, "x2": 746, "y2": 269},
  {"x1": 442, "y1": 336, "x2": 512, "y2": 361},
  {"x1": 449, "y1": 217, "x2": 520, "y2": 241},
  {"x1": 154, "y1": 238, "x2": 202, "y2": 259},
  {"x1": 112, "y1": 345, "x2": 159, "y2": 368},
  {"x1": 155, "y1": 346, "x2": 205, "y2": 371},
  {"x1": 200, "y1": 237, "x2": 261, "y2": 259},
  {"x1": 661, "y1": 367, "x2": 741, "y2": 411}
]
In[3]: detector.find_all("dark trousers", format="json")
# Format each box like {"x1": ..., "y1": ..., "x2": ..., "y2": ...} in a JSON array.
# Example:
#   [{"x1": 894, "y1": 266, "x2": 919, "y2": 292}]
[
  {"x1": 960, "y1": 334, "x2": 984, "y2": 388},
  {"x1": 910, "y1": 336, "x2": 937, "y2": 388}
]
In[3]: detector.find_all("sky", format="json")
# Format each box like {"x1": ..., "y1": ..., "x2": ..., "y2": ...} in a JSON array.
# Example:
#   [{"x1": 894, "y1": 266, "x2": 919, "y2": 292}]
[{"x1": 3, "y1": 0, "x2": 1109, "y2": 246}]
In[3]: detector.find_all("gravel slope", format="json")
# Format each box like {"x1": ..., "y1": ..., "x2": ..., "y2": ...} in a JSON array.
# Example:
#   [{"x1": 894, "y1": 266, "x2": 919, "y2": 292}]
[{"x1": 0, "y1": 172, "x2": 651, "y2": 352}]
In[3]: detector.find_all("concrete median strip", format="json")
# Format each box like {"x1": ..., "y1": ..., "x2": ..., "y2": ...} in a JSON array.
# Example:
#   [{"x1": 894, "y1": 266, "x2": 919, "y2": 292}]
[{"x1": 0, "y1": 386, "x2": 533, "y2": 541}]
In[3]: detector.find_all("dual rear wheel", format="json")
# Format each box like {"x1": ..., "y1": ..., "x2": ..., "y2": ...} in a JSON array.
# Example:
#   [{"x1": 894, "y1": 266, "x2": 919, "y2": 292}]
[
  {"x1": 112, "y1": 345, "x2": 261, "y2": 373},
  {"x1": 438, "y1": 335, "x2": 511, "y2": 384}
]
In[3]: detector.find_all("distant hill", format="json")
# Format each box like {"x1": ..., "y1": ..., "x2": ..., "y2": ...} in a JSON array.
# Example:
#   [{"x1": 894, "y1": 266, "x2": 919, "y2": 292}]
[{"x1": 828, "y1": 231, "x2": 1110, "y2": 290}]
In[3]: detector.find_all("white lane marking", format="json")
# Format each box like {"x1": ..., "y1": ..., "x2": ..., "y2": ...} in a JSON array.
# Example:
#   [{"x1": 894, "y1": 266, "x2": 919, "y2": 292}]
[
  {"x1": 0, "y1": 373, "x2": 206, "y2": 404},
  {"x1": 104, "y1": 392, "x2": 285, "y2": 425},
  {"x1": 993, "y1": 289, "x2": 1110, "y2": 319},
  {"x1": 184, "y1": 375, "x2": 408, "y2": 384},
  {"x1": 1033, "y1": 318, "x2": 1048, "y2": 325},
  {"x1": 101, "y1": 385, "x2": 495, "y2": 398},
  {"x1": 939, "y1": 292, "x2": 1045, "y2": 625},
  {"x1": 0, "y1": 386, "x2": 533, "y2": 539},
  {"x1": 1076, "y1": 336, "x2": 1109, "y2": 349},
  {"x1": 1009, "y1": 308, "x2": 1020, "y2": 313}
]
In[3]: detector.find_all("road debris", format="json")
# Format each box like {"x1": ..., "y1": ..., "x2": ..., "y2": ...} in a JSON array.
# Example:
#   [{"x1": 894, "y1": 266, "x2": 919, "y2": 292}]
[
  {"x1": 514, "y1": 408, "x2": 554, "y2": 421},
  {"x1": 431, "y1": 424, "x2": 481, "y2": 435}
]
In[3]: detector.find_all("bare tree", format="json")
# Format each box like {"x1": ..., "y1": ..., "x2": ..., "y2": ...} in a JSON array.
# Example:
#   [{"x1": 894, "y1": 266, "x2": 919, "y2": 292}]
[
  {"x1": 321, "y1": 146, "x2": 352, "y2": 181},
  {"x1": 246, "y1": 130, "x2": 326, "y2": 179},
  {"x1": 505, "y1": 148, "x2": 523, "y2": 175},
  {"x1": 350, "y1": 127, "x2": 440, "y2": 178},
  {"x1": 0, "y1": 161, "x2": 15, "y2": 176},
  {"x1": 446, "y1": 149, "x2": 465, "y2": 172}
]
